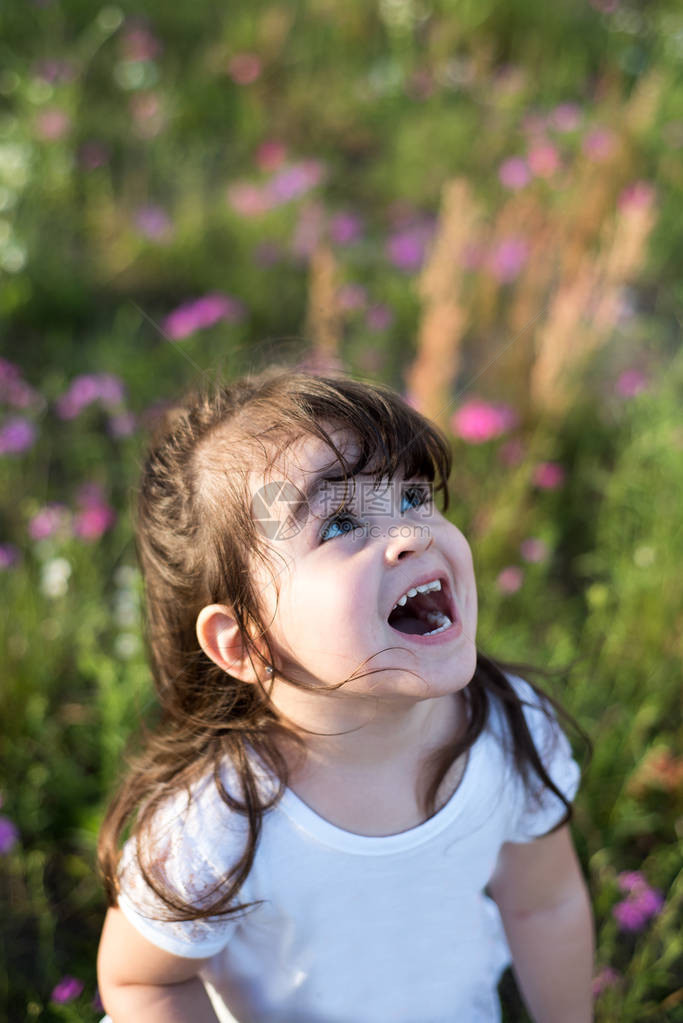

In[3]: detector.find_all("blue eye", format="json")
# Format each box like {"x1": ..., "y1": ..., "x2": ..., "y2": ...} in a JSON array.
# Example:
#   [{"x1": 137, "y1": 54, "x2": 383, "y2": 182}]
[
  {"x1": 320, "y1": 512, "x2": 359, "y2": 542},
  {"x1": 400, "y1": 484, "x2": 430, "y2": 513}
]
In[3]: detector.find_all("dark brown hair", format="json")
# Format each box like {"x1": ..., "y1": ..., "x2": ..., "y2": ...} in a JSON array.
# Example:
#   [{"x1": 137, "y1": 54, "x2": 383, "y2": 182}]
[{"x1": 97, "y1": 366, "x2": 587, "y2": 924}]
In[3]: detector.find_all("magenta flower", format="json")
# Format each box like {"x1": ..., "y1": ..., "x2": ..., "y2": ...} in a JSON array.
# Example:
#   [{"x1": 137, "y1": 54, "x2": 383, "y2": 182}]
[
  {"x1": 488, "y1": 238, "x2": 529, "y2": 283},
  {"x1": 613, "y1": 871, "x2": 664, "y2": 931},
  {"x1": 366, "y1": 304, "x2": 394, "y2": 331},
  {"x1": 451, "y1": 399, "x2": 518, "y2": 444},
  {"x1": 0, "y1": 543, "x2": 20, "y2": 569},
  {"x1": 107, "y1": 411, "x2": 137, "y2": 438},
  {"x1": 0, "y1": 815, "x2": 19, "y2": 853},
  {"x1": 520, "y1": 538, "x2": 549, "y2": 563},
  {"x1": 329, "y1": 212, "x2": 364, "y2": 245},
  {"x1": 73, "y1": 484, "x2": 116, "y2": 542},
  {"x1": 122, "y1": 25, "x2": 162, "y2": 62},
  {"x1": 386, "y1": 226, "x2": 430, "y2": 272},
  {"x1": 533, "y1": 462, "x2": 565, "y2": 489},
  {"x1": 615, "y1": 369, "x2": 648, "y2": 397},
  {"x1": 497, "y1": 566, "x2": 524, "y2": 594},
  {"x1": 0, "y1": 416, "x2": 36, "y2": 455},
  {"x1": 29, "y1": 503, "x2": 70, "y2": 541},
  {"x1": 527, "y1": 142, "x2": 560, "y2": 178},
  {"x1": 228, "y1": 53, "x2": 262, "y2": 85},
  {"x1": 592, "y1": 967, "x2": 620, "y2": 997},
  {"x1": 163, "y1": 294, "x2": 245, "y2": 340},
  {"x1": 51, "y1": 976, "x2": 84, "y2": 1004},
  {"x1": 498, "y1": 157, "x2": 530, "y2": 190}
]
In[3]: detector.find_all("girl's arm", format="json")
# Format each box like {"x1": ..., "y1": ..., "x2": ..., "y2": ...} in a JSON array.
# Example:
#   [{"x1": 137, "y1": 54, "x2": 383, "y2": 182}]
[
  {"x1": 97, "y1": 907, "x2": 220, "y2": 1022},
  {"x1": 488, "y1": 825, "x2": 594, "y2": 1023}
]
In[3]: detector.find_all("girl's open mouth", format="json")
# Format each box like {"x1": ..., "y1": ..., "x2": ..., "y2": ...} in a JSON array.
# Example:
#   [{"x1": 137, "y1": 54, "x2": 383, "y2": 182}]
[{"x1": 387, "y1": 577, "x2": 458, "y2": 638}]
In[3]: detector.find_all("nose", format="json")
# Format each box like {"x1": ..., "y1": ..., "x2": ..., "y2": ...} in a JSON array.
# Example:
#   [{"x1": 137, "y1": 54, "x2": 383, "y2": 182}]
[{"x1": 384, "y1": 526, "x2": 433, "y2": 565}]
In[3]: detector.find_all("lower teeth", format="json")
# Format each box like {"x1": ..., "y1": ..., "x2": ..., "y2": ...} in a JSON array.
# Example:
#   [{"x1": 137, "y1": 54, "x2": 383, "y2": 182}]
[{"x1": 423, "y1": 615, "x2": 452, "y2": 636}]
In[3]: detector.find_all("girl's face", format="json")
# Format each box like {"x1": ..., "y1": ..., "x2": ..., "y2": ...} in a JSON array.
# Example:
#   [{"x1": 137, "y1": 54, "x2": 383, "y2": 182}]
[{"x1": 250, "y1": 428, "x2": 478, "y2": 705}]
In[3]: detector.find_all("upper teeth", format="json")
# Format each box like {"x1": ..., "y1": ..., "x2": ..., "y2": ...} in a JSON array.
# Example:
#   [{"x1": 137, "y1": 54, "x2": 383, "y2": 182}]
[{"x1": 392, "y1": 578, "x2": 442, "y2": 610}]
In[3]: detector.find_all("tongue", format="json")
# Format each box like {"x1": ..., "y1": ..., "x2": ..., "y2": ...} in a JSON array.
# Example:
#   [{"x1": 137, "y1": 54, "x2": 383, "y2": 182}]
[{"x1": 392, "y1": 614, "x2": 429, "y2": 636}]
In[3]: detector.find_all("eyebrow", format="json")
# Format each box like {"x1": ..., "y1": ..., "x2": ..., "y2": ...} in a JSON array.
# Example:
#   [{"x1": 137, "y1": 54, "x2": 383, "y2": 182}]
[{"x1": 290, "y1": 472, "x2": 353, "y2": 525}]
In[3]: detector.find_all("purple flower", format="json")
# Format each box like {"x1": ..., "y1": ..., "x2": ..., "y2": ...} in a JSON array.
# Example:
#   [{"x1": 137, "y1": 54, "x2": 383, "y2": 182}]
[
  {"x1": 365, "y1": 304, "x2": 394, "y2": 331},
  {"x1": 615, "y1": 369, "x2": 648, "y2": 397},
  {"x1": 533, "y1": 461, "x2": 566, "y2": 489},
  {"x1": 488, "y1": 238, "x2": 529, "y2": 283},
  {"x1": 56, "y1": 374, "x2": 125, "y2": 419},
  {"x1": 163, "y1": 294, "x2": 245, "y2": 340},
  {"x1": 592, "y1": 967, "x2": 620, "y2": 997},
  {"x1": 386, "y1": 226, "x2": 431, "y2": 272},
  {"x1": 0, "y1": 417, "x2": 36, "y2": 455},
  {"x1": 613, "y1": 871, "x2": 664, "y2": 931},
  {"x1": 72, "y1": 484, "x2": 116, "y2": 542},
  {"x1": 0, "y1": 815, "x2": 19, "y2": 853},
  {"x1": 329, "y1": 212, "x2": 364, "y2": 245},
  {"x1": 0, "y1": 544, "x2": 20, "y2": 569},
  {"x1": 107, "y1": 411, "x2": 137, "y2": 438},
  {"x1": 451, "y1": 399, "x2": 518, "y2": 443},
  {"x1": 498, "y1": 157, "x2": 530, "y2": 191},
  {"x1": 0, "y1": 359, "x2": 39, "y2": 408},
  {"x1": 267, "y1": 161, "x2": 324, "y2": 204},
  {"x1": 51, "y1": 976, "x2": 84, "y2": 1004},
  {"x1": 29, "y1": 503, "x2": 70, "y2": 541},
  {"x1": 497, "y1": 566, "x2": 524, "y2": 594},
  {"x1": 134, "y1": 204, "x2": 172, "y2": 241}
]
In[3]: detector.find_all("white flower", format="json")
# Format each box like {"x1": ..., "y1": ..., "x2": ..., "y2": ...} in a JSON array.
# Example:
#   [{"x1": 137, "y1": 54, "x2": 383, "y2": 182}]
[{"x1": 41, "y1": 557, "x2": 71, "y2": 598}]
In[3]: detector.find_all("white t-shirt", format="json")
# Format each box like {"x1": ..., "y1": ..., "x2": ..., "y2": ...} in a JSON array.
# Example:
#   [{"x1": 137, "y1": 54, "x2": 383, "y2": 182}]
[{"x1": 111, "y1": 676, "x2": 580, "y2": 1023}]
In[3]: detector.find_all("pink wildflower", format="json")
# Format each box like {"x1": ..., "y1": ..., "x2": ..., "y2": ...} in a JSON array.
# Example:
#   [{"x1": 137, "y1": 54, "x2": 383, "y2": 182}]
[
  {"x1": 488, "y1": 238, "x2": 529, "y2": 283},
  {"x1": 451, "y1": 399, "x2": 518, "y2": 444},
  {"x1": 583, "y1": 127, "x2": 617, "y2": 161},
  {"x1": 497, "y1": 566, "x2": 524, "y2": 594},
  {"x1": 527, "y1": 142, "x2": 560, "y2": 178},
  {"x1": 551, "y1": 103, "x2": 582, "y2": 133},
  {"x1": 592, "y1": 967, "x2": 620, "y2": 997},
  {"x1": 337, "y1": 284, "x2": 368, "y2": 311},
  {"x1": 73, "y1": 485, "x2": 115, "y2": 542},
  {"x1": 0, "y1": 417, "x2": 36, "y2": 455},
  {"x1": 533, "y1": 462, "x2": 565, "y2": 489},
  {"x1": 618, "y1": 181, "x2": 656, "y2": 210},
  {"x1": 228, "y1": 53, "x2": 262, "y2": 85},
  {"x1": 520, "y1": 538, "x2": 548, "y2": 563},
  {"x1": 29, "y1": 504, "x2": 70, "y2": 541},
  {"x1": 0, "y1": 815, "x2": 18, "y2": 852},
  {"x1": 615, "y1": 369, "x2": 648, "y2": 397},
  {"x1": 227, "y1": 182, "x2": 271, "y2": 217},
  {"x1": 51, "y1": 976, "x2": 84, "y2": 1004},
  {"x1": 498, "y1": 157, "x2": 530, "y2": 190},
  {"x1": 256, "y1": 140, "x2": 286, "y2": 172},
  {"x1": 56, "y1": 374, "x2": 125, "y2": 420},
  {"x1": 35, "y1": 108, "x2": 70, "y2": 141},
  {"x1": 122, "y1": 25, "x2": 161, "y2": 62},
  {"x1": 366, "y1": 304, "x2": 394, "y2": 331},
  {"x1": 163, "y1": 294, "x2": 245, "y2": 340},
  {"x1": 613, "y1": 871, "x2": 664, "y2": 931},
  {"x1": 268, "y1": 161, "x2": 324, "y2": 204},
  {"x1": 0, "y1": 359, "x2": 39, "y2": 408},
  {"x1": 107, "y1": 411, "x2": 137, "y2": 438}
]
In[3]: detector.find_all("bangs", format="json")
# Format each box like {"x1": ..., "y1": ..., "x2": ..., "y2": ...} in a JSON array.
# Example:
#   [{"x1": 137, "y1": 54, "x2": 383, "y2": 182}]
[{"x1": 247, "y1": 373, "x2": 452, "y2": 512}]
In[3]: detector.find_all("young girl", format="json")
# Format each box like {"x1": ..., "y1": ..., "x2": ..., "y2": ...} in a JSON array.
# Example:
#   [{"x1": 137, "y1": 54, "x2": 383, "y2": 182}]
[{"x1": 96, "y1": 367, "x2": 594, "y2": 1023}]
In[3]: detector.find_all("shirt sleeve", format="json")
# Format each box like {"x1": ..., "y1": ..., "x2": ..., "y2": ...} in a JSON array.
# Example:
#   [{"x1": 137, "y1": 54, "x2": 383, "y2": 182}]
[
  {"x1": 115, "y1": 773, "x2": 246, "y2": 958},
  {"x1": 502, "y1": 675, "x2": 581, "y2": 844}
]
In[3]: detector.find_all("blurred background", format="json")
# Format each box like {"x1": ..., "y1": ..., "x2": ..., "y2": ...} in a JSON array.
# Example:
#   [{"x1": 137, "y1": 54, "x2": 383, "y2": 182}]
[{"x1": 1, "y1": 1, "x2": 682, "y2": 1019}]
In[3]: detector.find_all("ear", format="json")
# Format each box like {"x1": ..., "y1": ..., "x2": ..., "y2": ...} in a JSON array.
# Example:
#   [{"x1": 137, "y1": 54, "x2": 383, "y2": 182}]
[{"x1": 196, "y1": 604, "x2": 268, "y2": 684}]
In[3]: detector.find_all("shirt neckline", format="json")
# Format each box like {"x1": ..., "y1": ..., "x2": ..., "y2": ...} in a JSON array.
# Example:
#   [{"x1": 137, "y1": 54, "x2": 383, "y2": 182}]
[{"x1": 277, "y1": 733, "x2": 484, "y2": 855}]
